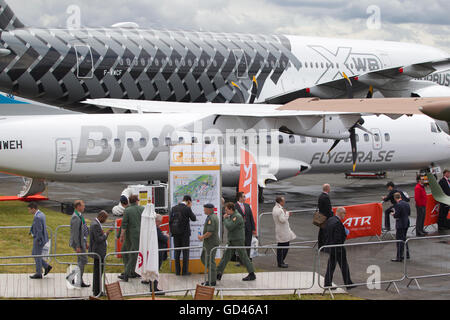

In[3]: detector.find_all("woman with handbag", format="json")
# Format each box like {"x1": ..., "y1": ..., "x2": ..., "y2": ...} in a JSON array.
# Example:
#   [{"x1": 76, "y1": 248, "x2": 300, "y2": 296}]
[{"x1": 272, "y1": 196, "x2": 296, "y2": 268}]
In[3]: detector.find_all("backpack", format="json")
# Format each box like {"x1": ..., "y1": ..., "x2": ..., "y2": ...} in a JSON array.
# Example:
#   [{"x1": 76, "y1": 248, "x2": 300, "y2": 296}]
[{"x1": 169, "y1": 205, "x2": 184, "y2": 235}]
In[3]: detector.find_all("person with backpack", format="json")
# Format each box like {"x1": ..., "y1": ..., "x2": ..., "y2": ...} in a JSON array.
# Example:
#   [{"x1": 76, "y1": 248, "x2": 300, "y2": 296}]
[
  {"x1": 382, "y1": 182, "x2": 410, "y2": 231},
  {"x1": 169, "y1": 195, "x2": 197, "y2": 276}
]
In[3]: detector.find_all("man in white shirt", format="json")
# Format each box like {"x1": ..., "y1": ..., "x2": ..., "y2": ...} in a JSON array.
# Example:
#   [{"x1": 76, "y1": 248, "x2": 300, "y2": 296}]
[{"x1": 272, "y1": 196, "x2": 296, "y2": 268}]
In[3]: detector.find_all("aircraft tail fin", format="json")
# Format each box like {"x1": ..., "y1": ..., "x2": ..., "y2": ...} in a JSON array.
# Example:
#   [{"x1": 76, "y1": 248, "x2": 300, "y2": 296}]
[{"x1": 0, "y1": 1, "x2": 25, "y2": 31}]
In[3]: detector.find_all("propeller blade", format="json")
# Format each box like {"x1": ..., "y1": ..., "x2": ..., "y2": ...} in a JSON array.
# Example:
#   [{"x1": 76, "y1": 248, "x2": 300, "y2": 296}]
[
  {"x1": 249, "y1": 76, "x2": 258, "y2": 104},
  {"x1": 350, "y1": 128, "x2": 357, "y2": 172},
  {"x1": 327, "y1": 139, "x2": 341, "y2": 154},
  {"x1": 342, "y1": 72, "x2": 353, "y2": 99},
  {"x1": 355, "y1": 123, "x2": 373, "y2": 135},
  {"x1": 366, "y1": 85, "x2": 374, "y2": 99}
]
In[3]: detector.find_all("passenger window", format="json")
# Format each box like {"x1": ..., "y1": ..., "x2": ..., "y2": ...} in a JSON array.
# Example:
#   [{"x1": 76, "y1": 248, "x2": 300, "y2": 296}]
[
  {"x1": 278, "y1": 135, "x2": 284, "y2": 144},
  {"x1": 267, "y1": 135, "x2": 272, "y2": 144},
  {"x1": 191, "y1": 137, "x2": 198, "y2": 144},
  {"x1": 217, "y1": 136, "x2": 224, "y2": 145},
  {"x1": 255, "y1": 135, "x2": 260, "y2": 145},
  {"x1": 178, "y1": 137, "x2": 185, "y2": 144},
  {"x1": 152, "y1": 138, "x2": 159, "y2": 147},
  {"x1": 114, "y1": 139, "x2": 121, "y2": 148},
  {"x1": 364, "y1": 134, "x2": 369, "y2": 142},
  {"x1": 311, "y1": 137, "x2": 317, "y2": 143},
  {"x1": 127, "y1": 138, "x2": 134, "y2": 147},
  {"x1": 300, "y1": 136, "x2": 306, "y2": 143},
  {"x1": 87, "y1": 139, "x2": 95, "y2": 149},
  {"x1": 289, "y1": 135, "x2": 295, "y2": 144},
  {"x1": 242, "y1": 136, "x2": 249, "y2": 145},
  {"x1": 384, "y1": 133, "x2": 390, "y2": 142},
  {"x1": 374, "y1": 133, "x2": 380, "y2": 142},
  {"x1": 165, "y1": 137, "x2": 172, "y2": 146},
  {"x1": 230, "y1": 136, "x2": 236, "y2": 145},
  {"x1": 204, "y1": 136, "x2": 211, "y2": 144},
  {"x1": 323, "y1": 138, "x2": 328, "y2": 143},
  {"x1": 139, "y1": 138, "x2": 147, "y2": 147}
]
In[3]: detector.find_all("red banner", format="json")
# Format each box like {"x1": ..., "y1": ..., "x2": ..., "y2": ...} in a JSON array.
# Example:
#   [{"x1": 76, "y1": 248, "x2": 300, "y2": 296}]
[
  {"x1": 333, "y1": 203, "x2": 382, "y2": 240},
  {"x1": 424, "y1": 194, "x2": 450, "y2": 226},
  {"x1": 239, "y1": 148, "x2": 258, "y2": 233}
]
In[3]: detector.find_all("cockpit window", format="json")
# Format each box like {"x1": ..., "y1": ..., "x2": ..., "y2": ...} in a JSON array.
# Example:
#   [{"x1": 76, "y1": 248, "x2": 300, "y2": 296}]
[{"x1": 431, "y1": 123, "x2": 438, "y2": 133}]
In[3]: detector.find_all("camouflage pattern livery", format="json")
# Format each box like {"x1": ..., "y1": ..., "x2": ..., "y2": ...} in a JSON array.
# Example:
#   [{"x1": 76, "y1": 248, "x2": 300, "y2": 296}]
[{"x1": 0, "y1": 1, "x2": 300, "y2": 113}]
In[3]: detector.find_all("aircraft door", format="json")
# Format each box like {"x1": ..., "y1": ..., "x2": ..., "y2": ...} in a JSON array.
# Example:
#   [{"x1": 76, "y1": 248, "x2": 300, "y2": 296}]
[
  {"x1": 371, "y1": 128, "x2": 382, "y2": 150},
  {"x1": 74, "y1": 45, "x2": 94, "y2": 79},
  {"x1": 55, "y1": 139, "x2": 73, "y2": 173}
]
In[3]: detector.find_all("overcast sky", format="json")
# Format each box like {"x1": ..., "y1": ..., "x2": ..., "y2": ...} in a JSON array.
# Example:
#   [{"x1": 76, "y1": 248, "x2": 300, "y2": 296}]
[{"x1": 8, "y1": 0, "x2": 450, "y2": 52}]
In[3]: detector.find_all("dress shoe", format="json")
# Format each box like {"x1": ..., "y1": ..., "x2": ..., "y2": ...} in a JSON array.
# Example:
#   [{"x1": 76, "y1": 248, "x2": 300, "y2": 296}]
[
  {"x1": 346, "y1": 283, "x2": 357, "y2": 290},
  {"x1": 201, "y1": 281, "x2": 216, "y2": 286},
  {"x1": 154, "y1": 289, "x2": 165, "y2": 296},
  {"x1": 141, "y1": 280, "x2": 150, "y2": 285},
  {"x1": 81, "y1": 282, "x2": 90, "y2": 288},
  {"x1": 118, "y1": 274, "x2": 128, "y2": 282},
  {"x1": 44, "y1": 265, "x2": 52, "y2": 276},
  {"x1": 216, "y1": 273, "x2": 222, "y2": 281},
  {"x1": 278, "y1": 263, "x2": 288, "y2": 268},
  {"x1": 30, "y1": 273, "x2": 43, "y2": 279},
  {"x1": 391, "y1": 258, "x2": 403, "y2": 262},
  {"x1": 242, "y1": 272, "x2": 256, "y2": 281}
]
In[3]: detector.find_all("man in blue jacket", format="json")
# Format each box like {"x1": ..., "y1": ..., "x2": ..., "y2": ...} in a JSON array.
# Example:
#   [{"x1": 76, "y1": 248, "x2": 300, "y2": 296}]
[
  {"x1": 28, "y1": 202, "x2": 52, "y2": 279},
  {"x1": 391, "y1": 193, "x2": 411, "y2": 262}
]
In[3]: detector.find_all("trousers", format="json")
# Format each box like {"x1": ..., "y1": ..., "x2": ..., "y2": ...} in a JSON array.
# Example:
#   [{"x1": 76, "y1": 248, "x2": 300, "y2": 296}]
[
  {"x1": 324, "y1": 247, "x2": 353, "y2": 287},
  {"x1": 173, "y1": 234, "x2": 190, "y2": 275}
]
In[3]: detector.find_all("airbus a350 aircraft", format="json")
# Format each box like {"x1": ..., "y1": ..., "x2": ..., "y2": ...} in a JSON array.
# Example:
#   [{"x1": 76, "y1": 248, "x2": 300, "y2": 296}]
[
  {"x1": 1, "y1": 97, "x2": 449, "y2": 197},
  {"x1": 0, "y1": 0, "x2": 449, "y2": 114}
]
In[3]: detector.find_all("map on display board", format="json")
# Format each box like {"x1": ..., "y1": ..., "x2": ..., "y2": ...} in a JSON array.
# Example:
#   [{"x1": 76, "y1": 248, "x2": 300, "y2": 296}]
[{"x1": 169, "y1": 144, "x2": 222, "y2": 272}]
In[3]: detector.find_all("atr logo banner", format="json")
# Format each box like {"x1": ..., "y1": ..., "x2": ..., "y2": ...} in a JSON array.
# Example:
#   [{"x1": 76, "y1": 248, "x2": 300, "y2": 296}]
[
  {"x1": 239, "y1": 148, "x2": 258, "y2": 233},
  {"x1": 333, "y1": 203, "x2": 382, "y2": 240},
  {"x1": 425, "y1": 194, "x2": 443, "y2": 226}
]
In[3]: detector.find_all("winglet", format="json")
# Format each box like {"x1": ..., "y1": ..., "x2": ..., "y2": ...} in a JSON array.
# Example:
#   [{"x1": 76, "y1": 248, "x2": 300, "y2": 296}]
[{"x1": 0, "y1": 1, "x2": 25, "y2": 31}]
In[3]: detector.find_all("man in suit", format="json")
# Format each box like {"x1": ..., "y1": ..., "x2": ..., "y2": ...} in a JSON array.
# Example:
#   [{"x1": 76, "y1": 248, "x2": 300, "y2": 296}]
[
  {"x1": 119, "y1": 194, "x2": 144, "y2": 282},
  {"x1": 169, "y1": 195, "x2": 197, "y2": 276},
  {"x1": 438, "y1": 169, "x2": 450, "y2": 231},
  {"x1": 69, "y1": 200, "x2": 90, "y2": 287},
  {"x1": 318, "y1": 184, "x2": 333, "y2": 249},
  {"x1": 382, "y1": 181, "x2": 410, "y2": 231},
  {"x1": 89, "y1": 210, "x2": 113, "y2": 296},
  {"x1": 323, "y1": 207, "x2": 355, "y2": 290},
  {"x1": 28, "y1": 202, "x2": 52, "y2": 279},
  {"x1": 391, "y1": 192, "x2": 411, "y2": 262},
  {"x1": 235, "y1": 192, "x2": 256, "y2": 261}
]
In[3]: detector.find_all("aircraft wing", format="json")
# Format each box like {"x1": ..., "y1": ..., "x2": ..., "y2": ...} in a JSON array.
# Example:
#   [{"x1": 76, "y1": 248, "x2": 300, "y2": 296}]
[
  {"x1": 426, "y1": 173, "x2": 450, "y2": 206},
  {"x1": 85, "y1": 96, "x2": 450, "y2": 118},
  {"x1": 264, "y1": 58, "x2": 450, "y2": 103}
]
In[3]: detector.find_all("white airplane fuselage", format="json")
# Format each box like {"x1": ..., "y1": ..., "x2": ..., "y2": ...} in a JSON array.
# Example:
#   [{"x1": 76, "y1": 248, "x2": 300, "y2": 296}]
[{"x1": 0, "y1": 113, "x2": 448, "y2": 186}]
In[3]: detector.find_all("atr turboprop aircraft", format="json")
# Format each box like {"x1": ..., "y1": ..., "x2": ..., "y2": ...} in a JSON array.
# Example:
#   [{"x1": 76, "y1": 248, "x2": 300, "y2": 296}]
[
  {"x1": 1, "y1": 97, "x2": 450, "y2": 197},
  {"x1": 0, "y1": 0, "x2": 449, "y2": 114}
]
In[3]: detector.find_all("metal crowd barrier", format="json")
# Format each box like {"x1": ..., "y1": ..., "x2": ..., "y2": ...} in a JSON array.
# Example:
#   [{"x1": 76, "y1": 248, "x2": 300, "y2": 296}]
[
  {"x1": 209, "y1": 243, "x2": 318, "y2": 298},
  {"x1": 0, "y1": 226, "x2": 54, "y2": 266},
  {"x1": 103, "y1": 246, "x2": 206, "y2": 298},
  {"x1": 317, "y1": 240, "x2": 406, "y2": 296},
  {"x1": 0, "y1": 252, "x2": 102, "y2": 299},
  {"x1": 257, "y1": 208, "x2": 316, "y2": 245},
  {"x1": 404, "y1": 234, "x2": 450, "y2": 289}
]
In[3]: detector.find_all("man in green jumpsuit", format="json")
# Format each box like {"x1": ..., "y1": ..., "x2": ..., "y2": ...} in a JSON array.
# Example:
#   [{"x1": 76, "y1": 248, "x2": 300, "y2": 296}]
[
  {"x1": 217, "y1": 202, "x2": 256, "y2": 282},
  {"x1": 118, "y1": 195, "x2": 144, "y2": 282},
  {"x1": 198, "y1": 203, "x2": 220, "y2": 286}
]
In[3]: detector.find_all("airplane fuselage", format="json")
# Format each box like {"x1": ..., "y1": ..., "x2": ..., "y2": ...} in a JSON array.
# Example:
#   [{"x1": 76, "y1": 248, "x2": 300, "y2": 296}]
[
  {"x1": 0, "y1": 114, "x2": 448, "y2": 186},
  {"x1": 0, "y1": 27, "x2": 448, "y2": 112}
]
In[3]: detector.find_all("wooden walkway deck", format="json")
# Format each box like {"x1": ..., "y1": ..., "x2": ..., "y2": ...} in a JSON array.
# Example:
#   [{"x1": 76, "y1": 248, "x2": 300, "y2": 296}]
[{"x1": 0, "y1": 272, "x2": 345, "y2": 299}]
